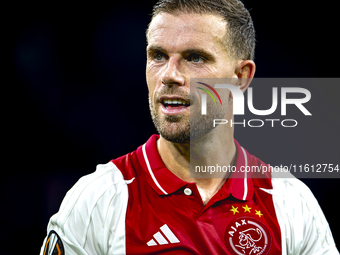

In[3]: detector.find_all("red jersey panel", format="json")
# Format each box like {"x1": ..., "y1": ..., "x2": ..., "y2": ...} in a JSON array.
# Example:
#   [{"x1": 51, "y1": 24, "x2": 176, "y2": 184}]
[{"x1": 112, "y1": 134, "x2": 281, "y2": 255}]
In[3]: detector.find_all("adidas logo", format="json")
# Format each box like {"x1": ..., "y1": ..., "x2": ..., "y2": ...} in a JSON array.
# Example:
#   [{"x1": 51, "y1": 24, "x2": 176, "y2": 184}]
[{"x1": 147, "y1": 224, "x2": 180, "y2": 246}]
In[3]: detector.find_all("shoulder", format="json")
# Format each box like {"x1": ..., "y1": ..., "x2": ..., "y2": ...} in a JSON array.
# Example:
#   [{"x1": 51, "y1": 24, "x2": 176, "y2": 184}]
[
  {"x1": 269, "y1": 174, "x2": 326, "y2": 219},
  {"x1": 270, "y1": 173, "x2": 315, "y2": 201},
  {"x1": 44, "y1": 162, "x2": 131, "y2": 254},
  {"x1": 51, "y1": 162, "x2": 130, "y2": 225},
  {"x1": 111, "y1": 149, "x2": 141, "y2": 180},
  {"x1": 62, "y1": 162, "x2": 127, "y2": 211},
  {"x1": 261, "y1": 174, "x2": 338, "y2": 254},
  {"x1": 263, "y1": 173, "x2": 324, "y2": 225}
]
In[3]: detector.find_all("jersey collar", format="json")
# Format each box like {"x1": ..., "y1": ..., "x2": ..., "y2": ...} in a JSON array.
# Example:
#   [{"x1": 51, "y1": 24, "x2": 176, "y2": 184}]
[
  {"x1": 137, "y1": 135, "x2": 271, "y2": 201},
  {"x1": 137, "y1": 135, "x2": 187, "y2": 196}
]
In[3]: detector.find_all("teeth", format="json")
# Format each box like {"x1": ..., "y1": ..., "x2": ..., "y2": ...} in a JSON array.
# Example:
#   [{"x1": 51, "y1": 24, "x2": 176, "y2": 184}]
[{"x1": 163, "y1": 99, "x2": 189, "y2": 105}]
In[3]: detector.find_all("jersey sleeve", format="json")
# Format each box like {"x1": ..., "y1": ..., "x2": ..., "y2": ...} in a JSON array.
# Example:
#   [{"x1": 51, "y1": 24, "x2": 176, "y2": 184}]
[
  {"x1": 268, "y1": 175, "x2": 339, "y2": 255},
  {"x1": 39, "y1": 162, "x2": 129, "y2": 255}
]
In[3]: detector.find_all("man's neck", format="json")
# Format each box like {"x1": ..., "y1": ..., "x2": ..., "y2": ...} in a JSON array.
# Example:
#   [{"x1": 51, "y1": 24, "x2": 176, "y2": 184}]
[{"x1": 157, "y1": 129, "x2": 236, "y2": 205}]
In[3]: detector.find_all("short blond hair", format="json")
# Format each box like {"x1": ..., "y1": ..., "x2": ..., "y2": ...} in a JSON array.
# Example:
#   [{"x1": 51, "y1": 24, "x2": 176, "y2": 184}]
[{"x1": 147, "y1": 0, "x2": 256, "y2": 61}]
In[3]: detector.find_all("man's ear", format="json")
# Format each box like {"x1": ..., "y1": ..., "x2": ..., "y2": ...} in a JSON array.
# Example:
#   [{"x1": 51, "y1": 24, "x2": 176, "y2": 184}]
[{"x1": 235, "y1": 60, "x2": 256, "y2": 92}]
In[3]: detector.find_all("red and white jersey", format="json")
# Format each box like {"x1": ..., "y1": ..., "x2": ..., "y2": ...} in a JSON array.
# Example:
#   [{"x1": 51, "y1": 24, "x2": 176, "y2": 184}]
[{"x1": 40, "y1": 135, "x2": 338, "y2": 255}]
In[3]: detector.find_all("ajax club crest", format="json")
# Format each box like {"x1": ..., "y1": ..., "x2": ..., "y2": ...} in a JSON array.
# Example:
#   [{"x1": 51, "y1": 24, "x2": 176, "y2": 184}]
[{"x1": 225, "y1": 216, "x2": 271, "y2": 255}]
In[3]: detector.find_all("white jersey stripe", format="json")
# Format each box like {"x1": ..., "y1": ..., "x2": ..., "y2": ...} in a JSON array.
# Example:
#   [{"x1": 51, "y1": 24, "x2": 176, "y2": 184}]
[
  {"x1": 147, "y1": 239, "x2": 157, "y2": 246},
  {"x1": 154, "y1": 232, "x2": 169, "y2": 245},
  {"x1": 160, "y1": 224, "x2": 180, "y2": 243},
  {"x1": 142, "y1": 144, "x2": 168, "y2": 195},
  {"x1": 241, "y1": 147, "x2": 248, "y2": 200}
]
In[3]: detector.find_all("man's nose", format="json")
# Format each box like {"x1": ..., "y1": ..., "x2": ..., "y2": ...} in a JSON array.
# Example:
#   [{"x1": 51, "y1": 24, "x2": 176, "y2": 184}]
[{"x1": 161, "y1": 57, "x2": 185, "y2": 86}]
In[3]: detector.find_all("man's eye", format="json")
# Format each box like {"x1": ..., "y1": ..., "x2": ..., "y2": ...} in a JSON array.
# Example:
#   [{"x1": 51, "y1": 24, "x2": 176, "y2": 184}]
[
  {"x1": 189, "y1": 54, "x2": 205, "y2": 63},
  {"x1": 192, "y1": 56, "x2": 201, "y2": 62},
  {"x1": 156, "y1": 54, "x2": 162, "y2": 60},
  {"x1": 153, "y1": 53, "x2": 164, "y2": 61}
]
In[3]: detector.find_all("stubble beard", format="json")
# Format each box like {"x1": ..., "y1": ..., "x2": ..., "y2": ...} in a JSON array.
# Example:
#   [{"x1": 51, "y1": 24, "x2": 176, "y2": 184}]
[
  {"x1": 149, "y1": 96, "x2": 190, "y2": 143},
  {"x1": 149, "y1": 96, "x2": 224, "y2": 144}
]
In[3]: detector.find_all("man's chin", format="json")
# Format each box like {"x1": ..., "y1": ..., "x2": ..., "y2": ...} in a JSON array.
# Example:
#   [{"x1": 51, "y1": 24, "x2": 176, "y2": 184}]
[
  {"x1": 159, "y1": 125, "x2": 213, "y2": 144},
  {"x1": 155, "y1": 117, "x2": 213, "y2": 144},
  {"x1": 158, "y1": 123, "x2": 190, "y2": 144},
  {"x1": 161, "y1": 132, "x2": 190, "y2": 144},
  {"x1": 151, "y1": 113, "x2": 190, "y2": 144}
]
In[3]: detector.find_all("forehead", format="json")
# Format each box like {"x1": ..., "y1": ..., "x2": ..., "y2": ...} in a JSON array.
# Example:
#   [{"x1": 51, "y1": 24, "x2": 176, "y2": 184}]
[{"x1": 147, "y1": 12, "x2": 227, "y2": 51}]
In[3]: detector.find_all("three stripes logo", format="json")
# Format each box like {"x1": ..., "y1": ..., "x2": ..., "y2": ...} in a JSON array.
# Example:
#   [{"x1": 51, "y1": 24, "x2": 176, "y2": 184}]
[
  {"x1": 196, "y1": 82, "x2": 223, "y2": 115},
  {"x1": 146, "y1": 224, "x2": 180, "y2": 246}
]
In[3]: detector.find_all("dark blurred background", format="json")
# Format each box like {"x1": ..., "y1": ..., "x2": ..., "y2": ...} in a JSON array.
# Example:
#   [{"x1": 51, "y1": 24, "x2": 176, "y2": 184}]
[{"x1": 4, "y1": 1, "x2": 339, "y2": 254}]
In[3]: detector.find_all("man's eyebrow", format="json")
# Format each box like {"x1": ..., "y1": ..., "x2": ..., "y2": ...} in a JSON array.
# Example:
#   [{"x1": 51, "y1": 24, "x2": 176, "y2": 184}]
[
  {"x1": 183, "y1": 48, "x2": 214, "y2": 59},
  {"x1": 146, "y1": 45, "x2": 167, "y2": 55},
  {"x1": 147, "y1": 46, "x2": 215, "y2": 59}
]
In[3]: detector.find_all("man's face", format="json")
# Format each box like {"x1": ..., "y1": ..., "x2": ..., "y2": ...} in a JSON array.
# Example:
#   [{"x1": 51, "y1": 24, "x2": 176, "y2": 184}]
[{"x1": 146, "y1": 12, "x2": 237, "y2": 143}]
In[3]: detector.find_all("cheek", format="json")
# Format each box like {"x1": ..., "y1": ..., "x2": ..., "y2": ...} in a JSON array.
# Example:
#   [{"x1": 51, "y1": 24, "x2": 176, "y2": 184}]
[
  {"x1": 146, "y1": 60, "x2": 161, "y2": 80},
  {"x1": 202, "y1": 65, "x2": 220, "y2": 77},
  {"x1": 146, "y1": 60, "x2": 167, "y2": 89},
  {"x1": 146, "y1": 65, "x2": 156, "y2": 90},
  {"x1": 146, "y1": 67, "x2": 161, "y2": 104}
]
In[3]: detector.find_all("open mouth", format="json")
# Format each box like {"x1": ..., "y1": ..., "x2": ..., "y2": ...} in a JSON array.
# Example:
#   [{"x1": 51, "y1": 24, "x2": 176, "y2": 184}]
[
  {"x1": 161, "y1": 99, "x2": 190, "y2": 109},
  {"x1": 160, "y1": 98, "x2": 190, "y2": 115}
]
